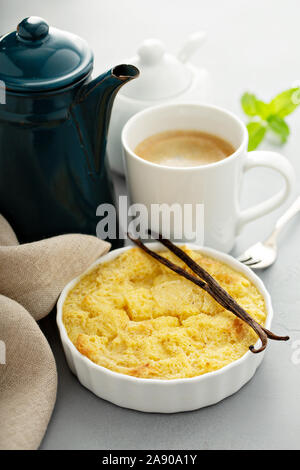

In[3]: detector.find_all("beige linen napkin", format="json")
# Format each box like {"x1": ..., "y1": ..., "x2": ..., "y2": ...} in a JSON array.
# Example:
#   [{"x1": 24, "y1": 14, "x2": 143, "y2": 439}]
[{"x1": 0, "y1": 215, "x2": 110, "y2": 449}]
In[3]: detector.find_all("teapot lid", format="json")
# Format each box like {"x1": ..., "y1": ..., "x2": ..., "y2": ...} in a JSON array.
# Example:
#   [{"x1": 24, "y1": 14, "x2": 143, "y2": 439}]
[
  {"x1": 0, "y1": 17, "x2": 93, "y2": 92},
  {"x1": 120, "y1": 35, "x2": 205, "y2": 101}
]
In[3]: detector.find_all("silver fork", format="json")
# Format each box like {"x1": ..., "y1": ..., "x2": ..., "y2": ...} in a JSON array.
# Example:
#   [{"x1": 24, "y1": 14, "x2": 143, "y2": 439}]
[{"x1": 237, "y1": 195, "x2": 300, "y2": 269}]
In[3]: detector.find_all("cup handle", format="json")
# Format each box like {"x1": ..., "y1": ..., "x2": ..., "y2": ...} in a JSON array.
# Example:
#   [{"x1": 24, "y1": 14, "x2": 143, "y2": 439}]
[{"x1": 237, "y1": 150, "x2": 295, "y2": 234}]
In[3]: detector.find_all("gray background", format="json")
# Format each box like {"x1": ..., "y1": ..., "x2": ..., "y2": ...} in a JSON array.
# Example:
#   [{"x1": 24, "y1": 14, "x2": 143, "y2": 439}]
[{"x1": 1, "y1": 0, "x2": 300, "y2": 450}]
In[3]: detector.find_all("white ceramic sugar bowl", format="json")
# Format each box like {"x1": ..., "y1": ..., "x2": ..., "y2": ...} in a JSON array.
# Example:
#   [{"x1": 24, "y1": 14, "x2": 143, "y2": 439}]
[{"x1": 107, "y1": 32, "x2": 209, "y2": 175}]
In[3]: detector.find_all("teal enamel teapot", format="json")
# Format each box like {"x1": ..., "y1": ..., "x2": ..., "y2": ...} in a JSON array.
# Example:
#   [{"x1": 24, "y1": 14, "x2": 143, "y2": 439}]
[{"x1": 0, "y1": 17, "x2": 139, "y2": 243}]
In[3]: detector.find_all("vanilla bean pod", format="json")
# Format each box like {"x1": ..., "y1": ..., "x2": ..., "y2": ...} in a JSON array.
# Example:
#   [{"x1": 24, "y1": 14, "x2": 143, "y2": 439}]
[
  {"x1": 128, "y1": 232, "x2": 289, "y2": 353},
  {"x1": 156, "y1": 234, "x2": 288, "y2": 344}
]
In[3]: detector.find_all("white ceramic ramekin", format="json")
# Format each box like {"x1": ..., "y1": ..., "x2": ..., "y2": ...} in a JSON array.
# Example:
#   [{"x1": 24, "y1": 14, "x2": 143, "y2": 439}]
[{"x1": 57, "y1": 243, "x2": 273, "y2": 413}]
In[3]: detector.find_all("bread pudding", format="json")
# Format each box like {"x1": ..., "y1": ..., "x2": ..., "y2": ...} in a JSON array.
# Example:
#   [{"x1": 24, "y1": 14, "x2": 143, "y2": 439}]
[{"x1": 63, "y1": 247, "x2": 266, "y2": 380}]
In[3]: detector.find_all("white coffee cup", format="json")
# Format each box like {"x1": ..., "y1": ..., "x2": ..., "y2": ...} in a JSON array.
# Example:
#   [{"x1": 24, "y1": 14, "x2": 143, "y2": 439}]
[{"x1": 122, "y1": 103, "x2": 295, "y2": 252}]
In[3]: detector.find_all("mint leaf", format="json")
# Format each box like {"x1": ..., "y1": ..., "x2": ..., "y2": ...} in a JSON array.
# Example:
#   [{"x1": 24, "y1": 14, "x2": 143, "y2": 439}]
[
  {"x1": 241, "y1": 93, "x2": 259, "y2": 116},
  {"x1": 247, "y1": 122, "x2": 267, "y2": 151},
  {"x1": 241, "y1": 93, "x2": 270, "y2": 118},
  {"x1": 269, "y1": 88, "x2": 300, "y2": 118},
  {"x1": 242, "y1": 87, "x2": 299, "y2": 149},
  {"x1": 267, "y1": 115, "x2": 290, "y2": 143}
]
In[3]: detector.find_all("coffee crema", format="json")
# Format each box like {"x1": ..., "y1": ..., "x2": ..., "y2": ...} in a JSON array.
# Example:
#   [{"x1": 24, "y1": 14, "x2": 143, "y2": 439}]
[{"x1": 134, "y1": 130, "x2": 235, "y2": 167}]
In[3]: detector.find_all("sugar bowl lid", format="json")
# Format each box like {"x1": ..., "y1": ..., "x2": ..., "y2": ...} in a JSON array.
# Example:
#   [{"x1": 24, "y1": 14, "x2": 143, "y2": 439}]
[
  {"x1": 121, "y1": 33, "x2": 206, "y2": 101},
  {"x1": 0, "y1": 16, "x2": 93, "y2": 92}
]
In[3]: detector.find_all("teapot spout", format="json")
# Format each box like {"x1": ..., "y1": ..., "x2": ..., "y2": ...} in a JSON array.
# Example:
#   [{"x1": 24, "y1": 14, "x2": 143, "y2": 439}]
[{"x1": 74, "y1": 64, "x2": 139, "y2": 174}]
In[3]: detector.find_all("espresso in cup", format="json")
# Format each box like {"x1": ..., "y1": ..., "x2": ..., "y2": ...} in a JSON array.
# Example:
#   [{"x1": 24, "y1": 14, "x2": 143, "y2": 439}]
[{"x1": 134, "y1": 130, "x2": 235, "y2": 167}]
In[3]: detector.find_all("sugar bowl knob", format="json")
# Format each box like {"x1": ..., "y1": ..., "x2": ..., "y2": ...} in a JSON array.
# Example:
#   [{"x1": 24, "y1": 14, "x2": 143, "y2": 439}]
[{"x1": 137, "y1": 39, "x2": 165, "y2": 65}]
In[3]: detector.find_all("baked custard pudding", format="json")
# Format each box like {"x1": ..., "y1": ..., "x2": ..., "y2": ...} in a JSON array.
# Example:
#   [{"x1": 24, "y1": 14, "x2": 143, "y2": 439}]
[{"x1": 63, "y1": 247, "x2": 266, "y2": 380}]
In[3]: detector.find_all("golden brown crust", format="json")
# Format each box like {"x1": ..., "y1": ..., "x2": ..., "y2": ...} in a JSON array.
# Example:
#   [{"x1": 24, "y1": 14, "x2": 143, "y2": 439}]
[{"x1": 63, "y1": 247, "x2": 266, "y2": 380}]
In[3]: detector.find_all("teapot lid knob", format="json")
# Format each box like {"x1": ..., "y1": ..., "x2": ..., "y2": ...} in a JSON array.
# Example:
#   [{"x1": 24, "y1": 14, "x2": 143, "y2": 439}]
[
  {"x1": 17, "y1": 16, "x2": 49, "y2": 41},
  {"x1": 137, "y1": 39, "x2": 165, "y2": 65},
  {"x1": 0, "y1": 17, "x2": 93, "y2": 91}
]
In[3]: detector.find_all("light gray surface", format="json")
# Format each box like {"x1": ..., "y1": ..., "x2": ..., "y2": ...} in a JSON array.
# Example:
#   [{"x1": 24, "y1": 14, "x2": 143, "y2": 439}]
[{"x1": 2, "y1": 0, "x2": 300, "y2": 450}]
